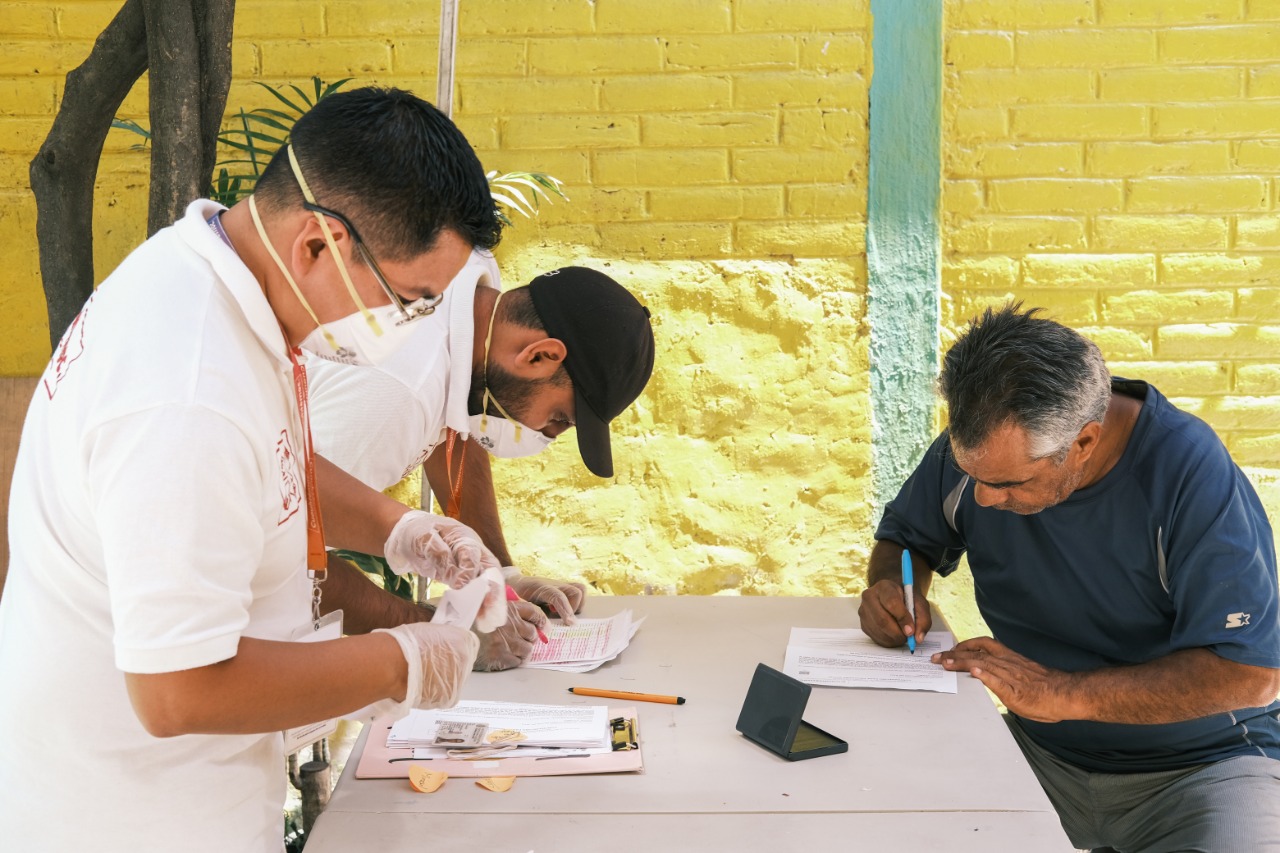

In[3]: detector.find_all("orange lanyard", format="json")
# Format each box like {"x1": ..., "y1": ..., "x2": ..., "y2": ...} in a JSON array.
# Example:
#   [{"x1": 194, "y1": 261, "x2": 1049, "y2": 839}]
[
  {"x1": 286, "y1": 346, "x2": 328, "y2": 592},
  {"x1": 443, "y1": 428, "x2": 467, "y2": 519}
]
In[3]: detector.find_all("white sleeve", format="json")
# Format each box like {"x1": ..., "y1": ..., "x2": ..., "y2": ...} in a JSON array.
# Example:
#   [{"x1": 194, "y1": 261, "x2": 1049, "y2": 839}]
[{"x1": 87, "y1": 405, "x2": 267, "y2": 674}]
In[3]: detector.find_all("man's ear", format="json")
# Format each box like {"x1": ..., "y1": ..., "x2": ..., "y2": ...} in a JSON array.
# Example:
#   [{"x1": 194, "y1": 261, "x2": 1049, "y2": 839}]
[
  {"x1": 1072, "y1": 421, "x2": 1103, "y2": 464},
  {"x1": 292, "y1": 212, "x2": 352, "y2": 273},
  {"x1": 513, "y1": 337, "x2": 567, "y2": 379}
]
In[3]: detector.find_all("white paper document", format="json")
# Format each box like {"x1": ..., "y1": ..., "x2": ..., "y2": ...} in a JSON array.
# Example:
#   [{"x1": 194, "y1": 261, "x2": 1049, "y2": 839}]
[
  {"x1": 430, "y1": 574, "x2": 490, "y2": 629},
  {"x1": 522, "y1": 610, "x2": 644, "y2": 673},
  {"x1": 783, "y1": 627, "x2": 958, "y2": 694},
  {"x1": 388, "y1": 700, "x2": 611, "y2": 751}
]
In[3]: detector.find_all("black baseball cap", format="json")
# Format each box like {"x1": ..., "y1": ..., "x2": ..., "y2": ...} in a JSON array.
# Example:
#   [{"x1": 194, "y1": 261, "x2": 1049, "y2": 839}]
[{"x1": 527, "y1": 267, "x2": 655, "y2": 478}]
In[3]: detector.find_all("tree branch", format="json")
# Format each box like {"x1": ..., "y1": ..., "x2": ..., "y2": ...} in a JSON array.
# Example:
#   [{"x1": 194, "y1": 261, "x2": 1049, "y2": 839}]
[
  {"x1": 195, "y1": 0, "x2": 237, "y2": 188},
  {"x1": 29, "y1": 0, "x2": 148, "y2": 349},
  {"x1": 142, "y1": 0, "x2": 205, "y2": 236}
]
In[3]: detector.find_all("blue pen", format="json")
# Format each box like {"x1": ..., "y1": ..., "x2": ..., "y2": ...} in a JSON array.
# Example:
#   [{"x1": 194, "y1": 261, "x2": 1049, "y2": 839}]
[{"x1": 901, "y1": 550, "x2": 916, "y2": 654}]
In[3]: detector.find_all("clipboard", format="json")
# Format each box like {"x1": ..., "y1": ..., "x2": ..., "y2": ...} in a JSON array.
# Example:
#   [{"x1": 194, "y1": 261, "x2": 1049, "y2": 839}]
[
  {"x1": 735, "y1": 663, "x2": 848, "y2": 761},
  {"x1": 355, "y1": 706, "x2": 644, "y2": 778}
]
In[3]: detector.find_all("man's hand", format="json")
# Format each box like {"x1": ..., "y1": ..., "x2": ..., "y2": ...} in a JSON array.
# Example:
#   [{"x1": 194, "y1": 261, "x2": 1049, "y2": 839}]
[
  {"x1": 375, "y1": 622, "x2": 480, "y2": 715},
  {"x1": 473, "y1": 600, "x2": 547, "y2": 672},
  {"x1": 858, "y1": 578, "x2": 933, "y2": 648},
  {"x1": 505, "y1": 572, "x2": 586, "y2": 625},
  {"x1": 933, "y1": 636, "x2": 1079, "y2": 723},
  {"x1": 384, "y1": 511, "x2": 506, "y2": 630},
  {"x1": 384, "y1": 510, "x2": 501, "y2": 587}
]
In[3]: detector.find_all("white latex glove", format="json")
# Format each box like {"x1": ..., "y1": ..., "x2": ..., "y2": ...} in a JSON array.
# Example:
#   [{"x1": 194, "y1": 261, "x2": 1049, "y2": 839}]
[
  {"x1": 504, "y1": 567, "x2": 587, "y2": 626},
  {"x1": 470, "y1": 567, "x2": 509, "y2": 634},
  {"x1": 473, "y1": 599, "x2": 548, "y2": 672},
  {"x1": 384, "y1": 510, "x2": 500, "y2": 587},
  {"x1": 361, "y1": 622, "x2": 480, "y2": 721}
]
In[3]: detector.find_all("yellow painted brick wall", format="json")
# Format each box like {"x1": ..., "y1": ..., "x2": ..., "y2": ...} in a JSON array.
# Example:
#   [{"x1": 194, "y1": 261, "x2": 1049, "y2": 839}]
[
  {"x1": 0, "y1": 1, "x2": 873, "y2": 597},
  {"x1": 10, "y1": 2, "x2": 1273, "y2": 632},
  {"x1": 944, "y1": 0, "x2": 1280, "y2": 469}
]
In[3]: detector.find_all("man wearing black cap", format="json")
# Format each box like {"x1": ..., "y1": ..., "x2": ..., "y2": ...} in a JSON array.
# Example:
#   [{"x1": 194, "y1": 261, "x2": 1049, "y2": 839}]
[{"x1": 305, "y1": 257, "x2": 656, "y2": 670}]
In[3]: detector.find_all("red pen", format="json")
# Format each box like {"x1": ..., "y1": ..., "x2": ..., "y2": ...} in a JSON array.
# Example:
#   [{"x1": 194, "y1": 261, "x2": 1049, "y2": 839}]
[{"x1": 506, "y1": 584, "x2": 549, "y2": 643}]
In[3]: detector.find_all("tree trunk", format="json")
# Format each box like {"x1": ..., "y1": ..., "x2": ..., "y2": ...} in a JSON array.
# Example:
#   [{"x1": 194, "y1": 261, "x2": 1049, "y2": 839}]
[
  {"x1": 196, "y1": 0, "x2": 236, "y2": 190},
  {"x1": 30, "y1": 0, "x2": 236, "y2": 347},
  {"x1": 28, "y1": 0, "x2": 148, "y2": 351},
  {"x1": 142, "y1": 0, "x2": 235, "y2": 236}
]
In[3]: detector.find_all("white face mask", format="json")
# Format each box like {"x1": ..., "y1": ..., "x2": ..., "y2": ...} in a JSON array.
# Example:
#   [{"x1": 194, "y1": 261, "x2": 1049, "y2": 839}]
[
  {"x1": 297, "y1": 302, "x2": 418, "y2": 366},
  {"x1": 469, "y1": 290, "x2": 555, "y2": 459},
  {"x1": 469, "y1": 411, "x2": 554, "y2": 458},
  {"x1": 248, "y1": 147, "x2": 433, "y2": 367}
]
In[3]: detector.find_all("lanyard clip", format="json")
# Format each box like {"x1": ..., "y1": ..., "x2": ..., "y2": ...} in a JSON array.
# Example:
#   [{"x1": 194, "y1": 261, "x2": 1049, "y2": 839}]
[{"x1": 309, "y1": 575, "x2": 324, "y2": 627}]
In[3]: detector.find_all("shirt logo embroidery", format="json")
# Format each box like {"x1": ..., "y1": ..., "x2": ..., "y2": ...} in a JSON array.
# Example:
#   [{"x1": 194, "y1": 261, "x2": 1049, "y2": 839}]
[
  {"x1": 400, "y1": 443, "x2": 436, "y2": 484},
  {"x1": 276, "y1": 430, "x2": 303, "y2": 525},
  {"x1": 43, "y1": 299, "x2": 92, "y2": 400},
  {"x1": 1225, "y1": 612, "x2": 1251, "y2": 629}
]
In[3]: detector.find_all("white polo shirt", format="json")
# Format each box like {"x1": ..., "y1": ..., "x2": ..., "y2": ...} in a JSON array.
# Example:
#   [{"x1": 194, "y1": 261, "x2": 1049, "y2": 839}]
[
  {"x1": 0, "y1": 200, "x2": 310, "y2": 852},
  {"x1": 306, "y1": 251, "x2": 498, "y2": 490}
]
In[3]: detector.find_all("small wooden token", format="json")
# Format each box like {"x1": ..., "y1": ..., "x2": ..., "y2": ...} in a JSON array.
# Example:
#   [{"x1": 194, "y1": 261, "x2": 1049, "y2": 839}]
[
  {"x1": 408, "y1": 765, "x2": 447, "y2": 793},
  {"x1": 476, "y1": 776, "x2": 516, "y2": 793}
]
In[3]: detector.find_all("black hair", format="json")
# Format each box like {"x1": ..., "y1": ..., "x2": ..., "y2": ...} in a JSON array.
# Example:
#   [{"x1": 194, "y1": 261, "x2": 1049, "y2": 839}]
[
  {"x1": 496, "y1": 286, "x2": 544, "y2": 331},
  {"x1": 254, "y1": 87, "x2": 501, "y2": 259},
  {"x1": 940, "y1": 303, "x2": 1110, "y2": 460}
]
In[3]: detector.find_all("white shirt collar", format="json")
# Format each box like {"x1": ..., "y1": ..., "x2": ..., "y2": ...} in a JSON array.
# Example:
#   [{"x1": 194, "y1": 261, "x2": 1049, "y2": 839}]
[
  {"x1": 174, "y1": 199, "x2": 290, "y2": 367},
  {"x1": 443, "y1": 250, "x2": 502, "y2": 437}
]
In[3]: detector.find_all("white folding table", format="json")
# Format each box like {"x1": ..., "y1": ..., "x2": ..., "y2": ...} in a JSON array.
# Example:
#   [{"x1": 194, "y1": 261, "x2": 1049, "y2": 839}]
[{"x1": 305, "y1": 595, "x2": 1074, "y2": 852}]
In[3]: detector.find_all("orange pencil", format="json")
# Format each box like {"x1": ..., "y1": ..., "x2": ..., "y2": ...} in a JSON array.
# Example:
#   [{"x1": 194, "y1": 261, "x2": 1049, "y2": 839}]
[{"x1": 567, "y1": 687, "x2": 686, "y2": 705}]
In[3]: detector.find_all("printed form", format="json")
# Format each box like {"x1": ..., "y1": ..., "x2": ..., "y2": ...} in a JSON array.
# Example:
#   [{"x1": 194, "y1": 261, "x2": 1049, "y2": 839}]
[
  {"x1": 783, "y1": 627, "x2": 958, "y2": 694},
  {"x1": 387, "y1": 700, "x2": 611, "y2": 751},
  {"x1": 523, "y1": 610, "x2": 644, "y2": 673}
]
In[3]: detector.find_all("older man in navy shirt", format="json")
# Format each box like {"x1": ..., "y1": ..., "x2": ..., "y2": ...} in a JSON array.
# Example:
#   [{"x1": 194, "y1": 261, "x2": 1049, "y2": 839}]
[{"x1": 860, "y1": 304, "x2": 1280, "y2": 853}]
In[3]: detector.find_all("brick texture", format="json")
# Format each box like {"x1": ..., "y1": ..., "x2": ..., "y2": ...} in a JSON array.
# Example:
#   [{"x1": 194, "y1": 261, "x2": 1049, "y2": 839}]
[
  {"x1": 944, "y1": 0, "x2": 1280, "y2": 463},
  {"x1": 6, "y1": 0, "x2": 1279, "y2": 585},
  {"x1": 2, "y1": 0, "x2": 871, "y2": 346},
  {"x1": 0, "y1": 1, "x2": 877, "y2": 597}
]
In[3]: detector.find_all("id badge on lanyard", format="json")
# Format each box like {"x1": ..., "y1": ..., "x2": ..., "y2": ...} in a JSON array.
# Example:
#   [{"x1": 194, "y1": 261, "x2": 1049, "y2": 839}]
[
  {"x1": 281, "y1": 345, "x2": 339, "y2": 755},
  {"x1": 282, "y1": 609, "x2": 344, "y2": 754}
]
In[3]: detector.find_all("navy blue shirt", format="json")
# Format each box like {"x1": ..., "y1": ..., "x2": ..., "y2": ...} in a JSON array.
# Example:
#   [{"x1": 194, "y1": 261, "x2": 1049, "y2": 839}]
[{"x1": 877, "y1": 379, "x2": 1280, "y2": 773}]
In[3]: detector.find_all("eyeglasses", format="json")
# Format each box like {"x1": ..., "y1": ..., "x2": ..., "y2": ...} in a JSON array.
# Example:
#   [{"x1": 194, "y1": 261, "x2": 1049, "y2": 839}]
[{"x1": 301, "y1": 200, "x2": 442, "y2": 325}]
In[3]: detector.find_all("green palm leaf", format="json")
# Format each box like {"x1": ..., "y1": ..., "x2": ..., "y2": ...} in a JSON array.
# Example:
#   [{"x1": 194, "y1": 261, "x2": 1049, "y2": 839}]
[
  {"x1": 112, "y1": 79, "x2": 571, "y2": 233},
  {"x1": 254, "y1": 81, "x2": 308, "y2": 116}
]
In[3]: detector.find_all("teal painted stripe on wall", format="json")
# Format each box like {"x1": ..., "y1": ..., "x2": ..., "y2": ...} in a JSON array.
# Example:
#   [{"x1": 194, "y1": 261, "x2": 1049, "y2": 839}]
[{"x1": 867, "y1": 0, "x2": 943, "y2": 513}]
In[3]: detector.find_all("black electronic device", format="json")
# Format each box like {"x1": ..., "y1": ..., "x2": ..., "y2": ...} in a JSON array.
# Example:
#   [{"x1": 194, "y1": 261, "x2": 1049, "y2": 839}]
[{"x1": 735, "y1": 663, "x2": 848, "y2": 761}]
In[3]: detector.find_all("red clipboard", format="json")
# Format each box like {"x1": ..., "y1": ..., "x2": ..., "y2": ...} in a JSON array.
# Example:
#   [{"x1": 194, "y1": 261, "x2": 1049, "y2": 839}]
[{"x1": 354, "y1": 706, "x2": 645, "y2": 779}]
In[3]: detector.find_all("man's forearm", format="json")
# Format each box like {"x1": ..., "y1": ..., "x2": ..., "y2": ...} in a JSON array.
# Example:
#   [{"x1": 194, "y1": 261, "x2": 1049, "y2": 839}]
[
  {"x1": 124, "y1": 633, "x2": 405, "y2": 737},
  {"x1": 423, "y1": 439, "x2": 514, "y2": 566},
  {"x1": 867, "y1": 538, "x2": 934, "y2": 596},
  {"x1": 315, "y1": 454, "x2": 410, "y2": 555},
  {"x1": 1063, "y1": 649, "x2": 1280, "y2": 724},
  {"x1": 320, "y1": 553, "x2": 431, "y2": 635}
]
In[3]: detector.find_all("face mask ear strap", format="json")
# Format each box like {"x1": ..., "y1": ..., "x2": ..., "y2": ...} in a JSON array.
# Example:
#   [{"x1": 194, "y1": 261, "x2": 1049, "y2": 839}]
[
  {"x1": 248, "y1": 195, "x2": 342, "y2": 354},
  {"x1": 480, "y1": 290, "x2": 521, "y2": 442},
  {"x1": 287, "y1": 145, "x2": 383, "y2": 338},
  {"x1": 482, "y1": 389, "x2": 523, "y2": 443}
]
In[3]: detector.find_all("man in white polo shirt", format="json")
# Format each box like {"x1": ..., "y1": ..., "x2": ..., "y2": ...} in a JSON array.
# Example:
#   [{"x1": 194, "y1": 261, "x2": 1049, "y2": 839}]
[
  {"x1": 307, "y1": 262, "x2": 657, "y2": 671},
  {"x1": 0, "y1": 88, "x2": 509, "y2": 852}
]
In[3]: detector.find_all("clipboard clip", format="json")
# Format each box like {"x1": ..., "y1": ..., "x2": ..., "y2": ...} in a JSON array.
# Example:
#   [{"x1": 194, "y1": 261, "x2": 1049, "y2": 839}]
[{"x1": 610, "y1": 716, "x2": 638, "y2": 751}]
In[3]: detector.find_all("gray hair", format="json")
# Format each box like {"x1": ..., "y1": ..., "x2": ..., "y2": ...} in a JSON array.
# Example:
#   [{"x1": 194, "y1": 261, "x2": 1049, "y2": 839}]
[{"x1": 940, "y1": 304, "x2": 1111, "y2": 462}]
